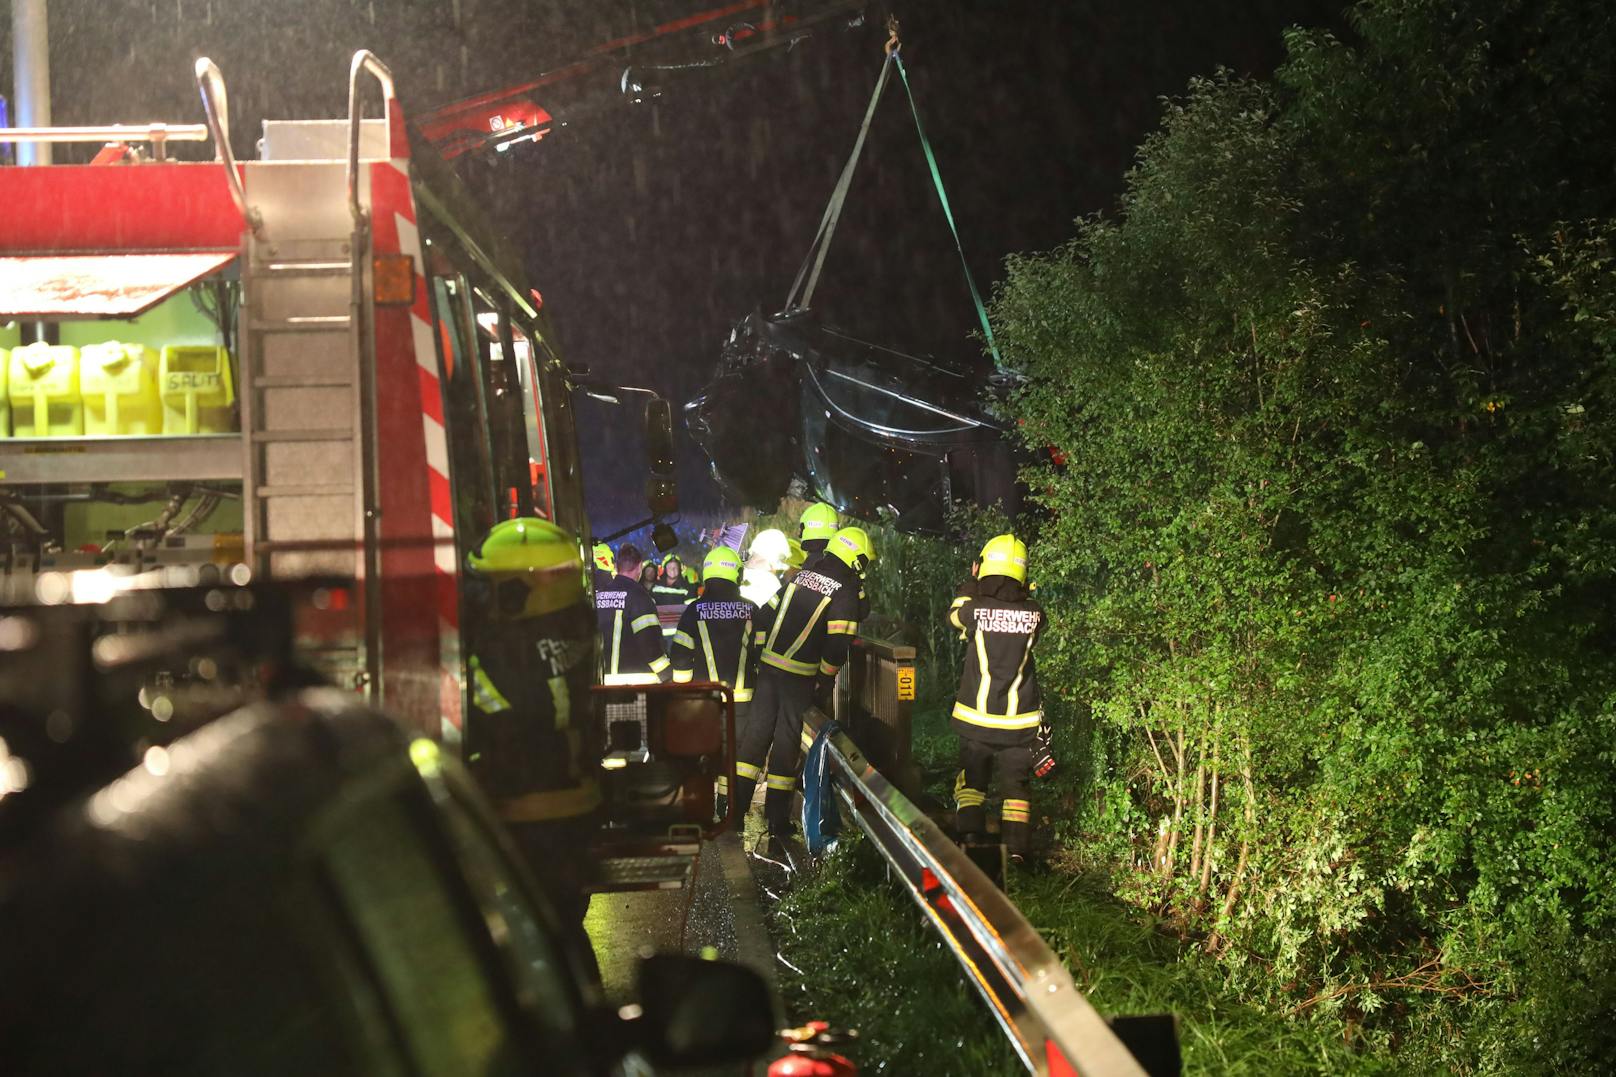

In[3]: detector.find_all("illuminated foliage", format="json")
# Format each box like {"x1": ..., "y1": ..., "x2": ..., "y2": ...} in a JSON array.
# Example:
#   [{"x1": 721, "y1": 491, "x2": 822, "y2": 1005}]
[{"x1": 990, "y1": 0, "x2": 1616, "y2": 1067}]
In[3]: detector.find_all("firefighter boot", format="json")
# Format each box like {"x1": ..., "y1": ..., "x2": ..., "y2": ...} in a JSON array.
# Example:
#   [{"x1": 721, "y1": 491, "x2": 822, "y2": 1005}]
[
  {"x1": 954, "y1": 769, "x2": 988, "y2": 842},
  {"x1": 731, "y1": 762, "x2": 762, "y2": 820},
  {"x1": 764, "y1": 772, "x2": 796, "y2": 836},
  {"x1": 1002, "y1": 798, "x2": 1031, "y2": 861}
]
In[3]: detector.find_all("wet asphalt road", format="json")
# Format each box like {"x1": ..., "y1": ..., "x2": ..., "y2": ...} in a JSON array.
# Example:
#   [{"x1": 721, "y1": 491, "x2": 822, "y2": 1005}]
[{"x1": 585, "y1": 830, "x2": 778, "y2": 1007}]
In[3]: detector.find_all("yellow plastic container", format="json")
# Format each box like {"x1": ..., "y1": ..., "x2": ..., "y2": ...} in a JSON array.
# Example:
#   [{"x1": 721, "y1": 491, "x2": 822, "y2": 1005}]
[
  {"x1": 81, "y1": 342, "x2": 163, "y2": 436},
  {"x1": 160, "y1": 346, "x2": 236, "y2": 434},
  {"x1": 0, "y1": 348, "x2": 9, "y2": 436},
  {"x1": 9, "y1": 343, "x2": 84, "y2": 437}
]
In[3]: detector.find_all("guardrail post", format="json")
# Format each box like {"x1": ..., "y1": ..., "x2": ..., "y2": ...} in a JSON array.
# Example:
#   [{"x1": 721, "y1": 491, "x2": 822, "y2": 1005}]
[{"x1": 840, "y1": 635, "x2": 921, "y2": 798}]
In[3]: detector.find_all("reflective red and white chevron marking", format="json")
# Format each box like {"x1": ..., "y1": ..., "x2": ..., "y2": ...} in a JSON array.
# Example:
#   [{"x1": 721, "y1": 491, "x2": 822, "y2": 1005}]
[{"x1": 368, "y1": 124, "x2": 463, "y2": 743}]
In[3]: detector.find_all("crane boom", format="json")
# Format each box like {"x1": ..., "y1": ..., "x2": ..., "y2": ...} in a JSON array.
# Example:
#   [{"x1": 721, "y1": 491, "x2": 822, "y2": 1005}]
[{"x1": 415, "y1": 0, "x2": 867, "y2": 158}]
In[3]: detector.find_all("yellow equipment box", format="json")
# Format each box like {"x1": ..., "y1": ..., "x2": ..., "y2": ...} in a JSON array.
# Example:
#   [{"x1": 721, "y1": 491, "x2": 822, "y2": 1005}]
[
  {"x1": 81, "y1": 342, "x2": 163, "y2": 436},
  {"x1": 160, "y1": 345, "x2": 236, "y2": 434},
  {"x1": 0, "y1": 347, "x2": 9, "y2": 436},
  {"x1": 9, "y1": 343, "x2": 84, "y2": 437}
]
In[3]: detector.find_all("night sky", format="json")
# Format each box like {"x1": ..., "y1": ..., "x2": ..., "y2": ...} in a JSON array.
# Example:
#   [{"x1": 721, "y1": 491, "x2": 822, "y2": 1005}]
[{"x1": 3, "y1": 0, "x2": 1344, "y2": 534}]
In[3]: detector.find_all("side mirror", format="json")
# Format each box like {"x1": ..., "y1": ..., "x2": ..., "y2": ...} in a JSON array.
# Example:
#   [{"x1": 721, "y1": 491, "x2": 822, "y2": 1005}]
[
  {"x1": 644, "y1": 398, "x2": 676, "y2": 477},
  {"x1": 644, "y1": 397, "x2": 679, "y2": 516},
  {"x1": 629, "y1": 954, "x2": 776, "y2": 1067}
]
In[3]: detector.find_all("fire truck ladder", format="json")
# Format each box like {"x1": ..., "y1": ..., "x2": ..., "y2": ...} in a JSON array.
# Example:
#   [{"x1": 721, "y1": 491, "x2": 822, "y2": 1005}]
[{"x1": 197, "y1": 56, "x2": 389, "y2": 692}]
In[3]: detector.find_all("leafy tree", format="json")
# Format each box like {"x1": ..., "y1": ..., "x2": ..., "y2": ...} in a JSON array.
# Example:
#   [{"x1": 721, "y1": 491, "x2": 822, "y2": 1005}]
[{"x1": 990, "y1": 0, "x2": 1616, "y2": 1067}]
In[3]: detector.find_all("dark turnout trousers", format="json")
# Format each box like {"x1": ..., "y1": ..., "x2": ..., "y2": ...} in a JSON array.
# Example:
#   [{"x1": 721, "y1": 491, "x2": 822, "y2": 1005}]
[
  {"x1": 955, "y1": 736, "x2": 1033, "y2": 856},
  {"x1": 733, "y1": 666, "x2": 816, "y2": 834}
]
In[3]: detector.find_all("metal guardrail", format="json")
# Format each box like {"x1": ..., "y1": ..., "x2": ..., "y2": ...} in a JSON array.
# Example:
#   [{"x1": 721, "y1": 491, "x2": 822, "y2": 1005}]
[{"x1": 805, "y1": 708, "x2": 1154, "y2": 1077}]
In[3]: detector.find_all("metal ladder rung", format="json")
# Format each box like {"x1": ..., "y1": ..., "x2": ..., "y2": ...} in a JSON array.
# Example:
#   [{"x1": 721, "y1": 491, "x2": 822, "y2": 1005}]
[
  {"x1": 254, "y1": 484, "x2": 354, "y2": 498},
  {"x1": 249, "y1": 428, "x2": 353, "y2": 442},
  {"x1": 250, "y1": 375, "x2": 353, "y2": 389},
  {"x1": 248, "y1": 315, "x2": 352, "y2": 332},
  {"x1": 260, "y1": 261, "x2": 351, "y2": 277},
  {"x1": 251, "y1": 539, "x2": 359, "y2": 553}
]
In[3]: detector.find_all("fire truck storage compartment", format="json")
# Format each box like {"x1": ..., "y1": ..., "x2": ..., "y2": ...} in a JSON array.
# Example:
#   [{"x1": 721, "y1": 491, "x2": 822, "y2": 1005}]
[
  {"x1": 2, "y1": 276, "x2": 245, "y2": 572},
  {"x1": 1, "y1": 280, "x2": 239, "y2": 439}
]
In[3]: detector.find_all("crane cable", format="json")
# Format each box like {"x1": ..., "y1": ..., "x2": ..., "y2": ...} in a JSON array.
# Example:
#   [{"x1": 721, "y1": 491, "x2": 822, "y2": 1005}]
[{"x1": 783, "y1": 16, "x2": 1005, "y2": 371}]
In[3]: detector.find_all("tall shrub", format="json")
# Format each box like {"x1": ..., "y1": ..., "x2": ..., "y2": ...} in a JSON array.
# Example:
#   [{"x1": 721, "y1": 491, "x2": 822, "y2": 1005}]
[{"x1": 990, "y1": 0, "x2": 1616, "y2": 1066}]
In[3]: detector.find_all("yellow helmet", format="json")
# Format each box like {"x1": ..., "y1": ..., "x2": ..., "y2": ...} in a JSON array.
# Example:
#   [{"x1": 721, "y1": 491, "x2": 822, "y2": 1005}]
[
  {"x1": 468, "y1": 517, "x2": 587, "y2": 619},
  {"x1": 702, "y1": 545, "x2": 743, "y2": 584},
  {"x1": 827, "y1": 526, "x2": 875, "y2": 575},
  {"x1": 800, "y1": 502, "x2": 840, "y2": 542},
  {"x1": 591, "y1": 542, "x2": 615, "y2": 574},
  {"x1": 978, "y1": 533, "x2": 1028, "y2": 585}
]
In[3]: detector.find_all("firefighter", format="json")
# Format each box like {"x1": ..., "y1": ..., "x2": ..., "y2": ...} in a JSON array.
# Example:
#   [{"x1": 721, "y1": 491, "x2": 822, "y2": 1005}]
[
  {"x1": 797, "y1": 501, "x2": 840, "y2": 560},
  {"x1": 652, "y1": 555, "x2": 699, "y2": 605},
  {"x1": 799, "y1": 501, "x2": 868, "y2": 628},
  {"x1": 669, "y1": 545, "x2": 759, "y2": 814},
  {"x1": 595, "y1": 542, "x2": 671, "y2": 685},
  {"x1": 638, "y1": 560, "x2": 660, "y2": 590},
  {"x1": 464, "y1": 517, "x2": 601, "y2": 946},
  {"x1": 735, "y1": 526, "x2": 873, "y2": 836},
  {"x1": 592, "y1": 541, "x2": 616, "y2": 580},
  {"x1": 741, "y1": 527, "x2": 802, "y2": 607},
  {"x1": 949, "y1": 533, "x2": 1044, "y2": 862}
]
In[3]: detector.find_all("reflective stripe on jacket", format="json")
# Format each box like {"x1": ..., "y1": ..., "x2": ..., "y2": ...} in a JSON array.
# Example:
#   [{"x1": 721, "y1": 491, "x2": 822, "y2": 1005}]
[
  {"x1": 594, "y1": 568, "x2": 670, "y2": 684},
  {"x1": 668, "y1": 578, "x2": 759, "y2": 701},
  {"x1": 948, "y1": 575, "x2": 1045, "y2": 745},
  {"x1": 753, "y1": 552, "x2": 861, "y2": 679}
]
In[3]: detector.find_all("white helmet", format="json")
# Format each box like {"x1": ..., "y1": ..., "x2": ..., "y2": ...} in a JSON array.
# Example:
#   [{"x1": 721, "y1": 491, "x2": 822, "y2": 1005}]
[{"x1": 747, "y1": 528, "x2": 793, "y2": 572}]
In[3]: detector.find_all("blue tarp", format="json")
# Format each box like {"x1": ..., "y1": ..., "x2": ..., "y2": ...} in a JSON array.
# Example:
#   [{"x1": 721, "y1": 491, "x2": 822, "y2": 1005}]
[{"x1": 800, "y1": 721, "x2": 843, "y2": 856}]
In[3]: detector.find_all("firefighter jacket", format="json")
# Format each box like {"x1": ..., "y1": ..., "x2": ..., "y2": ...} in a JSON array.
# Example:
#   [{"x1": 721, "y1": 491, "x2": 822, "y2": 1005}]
[
  {"x1": 466, "y1": 606, "x2": 600, "y2": 822},
  {"x1": 593, "y1": 568, "x2": 670, "y2": 685},
  {"x1": 948, "y1": 575, "x2": 1045, "y2": 745},
  {"x1": 800, "y1": 537, "x2": 869, "y2": 621},
  {"x1": 650, "y1": 579, "x2": 697, "y2": 605},
  {"x1": 754, "y1": 552, "x2": 862, "y2": 680},
  {"x1": 668, "y1": 577, "x2": 760, "y2": 701}
]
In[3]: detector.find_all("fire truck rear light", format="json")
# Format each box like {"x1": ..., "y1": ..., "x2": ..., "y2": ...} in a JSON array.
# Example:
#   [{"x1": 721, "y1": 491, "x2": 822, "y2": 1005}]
[{"x1": 372, "y1": 254, "x2": 415, "y2": 305}]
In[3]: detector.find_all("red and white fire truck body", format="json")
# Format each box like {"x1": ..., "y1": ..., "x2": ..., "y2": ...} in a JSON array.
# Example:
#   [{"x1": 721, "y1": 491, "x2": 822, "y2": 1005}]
[{"x1": 0, "y1": 55, "x2": 585, "y2": 743}]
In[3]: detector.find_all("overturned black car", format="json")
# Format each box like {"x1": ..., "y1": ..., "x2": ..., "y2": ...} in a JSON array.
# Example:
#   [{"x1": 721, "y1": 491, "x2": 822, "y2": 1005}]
[{"x1": 685, "y1": 309, "x2": 1023, "y2": 532}]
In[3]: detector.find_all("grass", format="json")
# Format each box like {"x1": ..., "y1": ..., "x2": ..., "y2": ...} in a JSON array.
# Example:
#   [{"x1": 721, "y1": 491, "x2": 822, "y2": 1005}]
[
  {"x1": 769, "y1": 837, "x2": 1021, "y2": 1076},
  {"x1": 1012, "y1": 868, "x2": 1393, "y2": 1075},
  {"x1": 769, "y1": 833, "x2": 1390, "y2": 1075},
  {"x1": 763, "y1": 695, "x2": 1397, "y2": 1075}
]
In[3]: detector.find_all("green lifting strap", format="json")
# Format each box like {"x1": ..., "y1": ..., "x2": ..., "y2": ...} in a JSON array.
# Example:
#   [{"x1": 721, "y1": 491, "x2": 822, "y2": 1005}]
[
  {"x1": 892, "y1": 51, "x2": 1005, "y2": 371},
  {"x1": 786, "y1": 53, "x2": 894, "y2": 313},
  {"x1": 786, "y1": 44, "x2": 1005, "y2": 372}
]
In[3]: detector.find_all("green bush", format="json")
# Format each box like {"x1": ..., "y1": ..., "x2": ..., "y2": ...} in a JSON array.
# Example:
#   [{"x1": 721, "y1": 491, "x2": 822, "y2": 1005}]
[{"x1": 989, "y1": 0, "x2": 1616, "y2": 1066}]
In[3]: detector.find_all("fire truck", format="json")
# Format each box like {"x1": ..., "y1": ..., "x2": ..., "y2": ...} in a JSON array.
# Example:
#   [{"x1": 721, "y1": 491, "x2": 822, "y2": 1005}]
[{"x1": 0, "y1": 52, "x2": 724, "y2": 890}]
